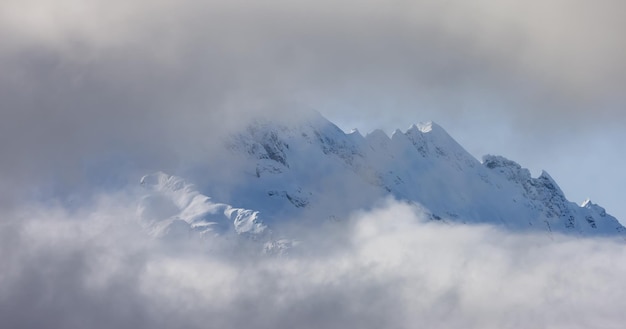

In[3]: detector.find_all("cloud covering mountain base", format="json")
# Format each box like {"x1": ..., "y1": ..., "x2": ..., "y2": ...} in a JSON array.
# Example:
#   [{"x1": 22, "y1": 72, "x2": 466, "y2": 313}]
[{"x1": 2, "y1": 195, "x2": 625, "y2": 329}]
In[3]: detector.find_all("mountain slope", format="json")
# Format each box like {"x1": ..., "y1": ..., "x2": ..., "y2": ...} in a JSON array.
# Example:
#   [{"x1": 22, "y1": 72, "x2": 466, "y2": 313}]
[{"x1": 139, "y1": 111, "x2": 624, "y2": 239}]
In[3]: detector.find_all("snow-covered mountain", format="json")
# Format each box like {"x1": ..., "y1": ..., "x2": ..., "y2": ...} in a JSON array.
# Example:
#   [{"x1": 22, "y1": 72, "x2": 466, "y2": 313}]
[{"x1": 138, "y1": 111, "x2": 624, "y2": 242}]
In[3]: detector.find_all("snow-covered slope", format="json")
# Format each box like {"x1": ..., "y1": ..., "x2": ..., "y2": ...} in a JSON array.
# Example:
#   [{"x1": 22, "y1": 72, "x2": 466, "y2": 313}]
[
  {"x1": 138, "y1": 111, "x2": 624, "y2": 240},
  {"x1": 138, "y1": 172, "x2": 266, "y2": 239}
]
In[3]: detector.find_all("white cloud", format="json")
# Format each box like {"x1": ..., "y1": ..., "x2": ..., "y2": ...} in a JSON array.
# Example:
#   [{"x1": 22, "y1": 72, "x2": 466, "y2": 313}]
[{"x1": 1, "y1": 195, "x2": 625, "y2": 329}]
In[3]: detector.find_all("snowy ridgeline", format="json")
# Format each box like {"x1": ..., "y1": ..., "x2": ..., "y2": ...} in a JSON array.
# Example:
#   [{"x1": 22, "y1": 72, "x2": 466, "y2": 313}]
[{"x1": 137, "y1": 111, "x2": 624, "y2": 248}]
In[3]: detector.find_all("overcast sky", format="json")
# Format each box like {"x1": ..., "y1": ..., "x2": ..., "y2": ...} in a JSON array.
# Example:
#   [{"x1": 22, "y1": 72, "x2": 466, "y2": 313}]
[{"x1": 1, "y1": 0, "x2": 625, "y2": 217}]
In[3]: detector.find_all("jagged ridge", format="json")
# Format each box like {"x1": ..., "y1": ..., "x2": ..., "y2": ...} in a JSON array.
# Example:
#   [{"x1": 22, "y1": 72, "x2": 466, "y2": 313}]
[
  {"x1": 224, "y1": 112, "x2": 624, "y2": 236},
  {"x1": 139, "y1": 111, "x2": 624, "y2": 241}
]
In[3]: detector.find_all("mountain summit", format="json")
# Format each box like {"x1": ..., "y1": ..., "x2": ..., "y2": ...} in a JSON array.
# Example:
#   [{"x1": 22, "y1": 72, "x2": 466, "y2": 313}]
[{"x1": 140, "y1": 112, "x2": 624, "y2": 241}]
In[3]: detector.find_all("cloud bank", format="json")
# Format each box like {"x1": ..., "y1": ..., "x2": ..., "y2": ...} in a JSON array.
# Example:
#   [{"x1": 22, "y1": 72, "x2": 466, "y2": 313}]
[{"x1": 2, "y1": 196, "x2": 625, "y2": 329}]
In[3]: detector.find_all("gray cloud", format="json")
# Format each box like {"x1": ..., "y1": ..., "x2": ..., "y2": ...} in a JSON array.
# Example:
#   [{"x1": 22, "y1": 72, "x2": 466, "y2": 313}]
[
  {"x1": 5, "y1": 0, "x2": 624, "y2": 113},
  {"x1": 1, "y1": 1, "x2": 624, "y2": 182},
  {"x1": 2, "y1": 196, "x2": 626, "y2": 329},
  {"x1": 2, "y1": 1, "x2": 625, "y2": 170}
]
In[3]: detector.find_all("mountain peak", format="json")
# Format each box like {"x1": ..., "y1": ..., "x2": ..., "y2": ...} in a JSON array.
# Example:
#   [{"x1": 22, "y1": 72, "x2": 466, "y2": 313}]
[
  {"x1": 537, "y1": 170, "x2": 565, "y2": 196},
  {"x1": 366, "y1": 129, "x2": 390, "y2": 141},
  {"x1": 349, "y1": 128, "x2": 362, "y2": 135},
  {"x1": 186, "y1": 113, "x2": 626, "y2": 238},
  {"x1": 414, "y1": 121, "x2": 436, "y2": 133}
]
